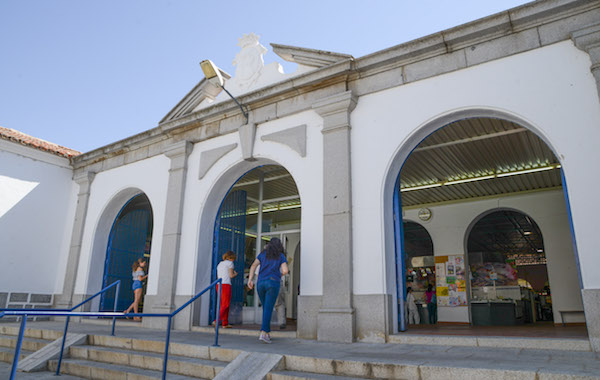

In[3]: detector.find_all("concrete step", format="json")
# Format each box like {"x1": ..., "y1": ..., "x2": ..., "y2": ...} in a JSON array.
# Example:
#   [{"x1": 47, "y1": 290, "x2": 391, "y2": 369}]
[
  {"x1": 388, "y1": 333, "x2": 592, "y2": 351},
  {"x1": 0, "y1": 334, "x2": 52, "y2": 351},
  {"x1": 0, "y1": 345, "x2": 33, "y2": 363},
  {"x1": 0, "y1": 325, "x2": 64, "y2": 340},
  {"x1": 268, "y1": 370, "x2": 366, "y2": 380},
  {"x1": 192, "y1": 326, "x2": 297, "y2": 339},
  {"x1": 87, "y1": 334, "x2": 241, "y2": 362},
  {"x1": 69, "y1": 344, "x2": 226, "y2": 378},
  {"x1": 49, "y1": 358, "x2": 204, "y2": 380}
]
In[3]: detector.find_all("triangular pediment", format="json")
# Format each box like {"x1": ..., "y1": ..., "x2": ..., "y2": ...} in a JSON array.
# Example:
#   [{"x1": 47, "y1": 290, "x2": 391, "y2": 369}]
[{"x1": 160, "y1": 34, "x2": 353, "y2": 125}]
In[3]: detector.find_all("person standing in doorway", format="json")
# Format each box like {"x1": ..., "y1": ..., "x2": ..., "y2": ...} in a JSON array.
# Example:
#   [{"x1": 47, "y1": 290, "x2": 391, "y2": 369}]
[
  {"x1": 124, "y1": 258, "x2": 147, "y2": 321},
  {"x1": 406, "y1": 287, "x2": 420, "y2": 325},
  {"x1": 425, "y1": 284, "x2": 437, "y2": 324},
  {"x1": 215, "y1": 251, "x2": 237, "y2": 328},
  {"x1": 248, "y1": 237, "x2": 289, "y2": 344}
]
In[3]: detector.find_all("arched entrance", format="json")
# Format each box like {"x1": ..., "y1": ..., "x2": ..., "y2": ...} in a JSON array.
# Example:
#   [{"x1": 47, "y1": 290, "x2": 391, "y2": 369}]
[
  {"x1": 100, "y1": 193, "x2": 153, "y2": 311},
  {"x1": 209, "y1": 165, "x2": 301, "y2": 328},
  {"x1": 390, "y1": 113, "x2": 584, "y2": 335},
  {"x1": 467, "y1": 210, "x2": 552, "y2": 325}
]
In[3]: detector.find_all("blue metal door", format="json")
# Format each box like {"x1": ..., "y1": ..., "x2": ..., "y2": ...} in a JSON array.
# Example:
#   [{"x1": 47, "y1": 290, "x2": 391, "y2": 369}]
[
  {"x1": 100, "y1": 197, "x2": 152, "y2": 311},
  {"x1": 210, "y1": 190, "x2": 247, "y2": 324}
]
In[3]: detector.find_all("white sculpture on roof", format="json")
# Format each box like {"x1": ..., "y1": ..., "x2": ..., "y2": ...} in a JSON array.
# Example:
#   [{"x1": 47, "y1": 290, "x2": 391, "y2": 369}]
[{"x1": 192, "y1": 33, "x2": 350, "y2": 113}]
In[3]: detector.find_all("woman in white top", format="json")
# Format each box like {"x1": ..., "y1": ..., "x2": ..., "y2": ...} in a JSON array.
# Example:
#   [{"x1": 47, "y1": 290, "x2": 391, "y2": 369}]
[
  {"x1": 124, "y1": 258, "x2": 147, "y2": 321},
  {"x1": 215, "y1": 251, "x2": 237, "y2": 327}
]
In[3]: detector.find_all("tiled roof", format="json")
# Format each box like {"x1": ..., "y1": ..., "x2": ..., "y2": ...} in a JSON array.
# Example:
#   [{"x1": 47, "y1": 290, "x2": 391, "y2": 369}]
[{"x1": 0, "y1": 126, "x2": 81, "y2": 159}]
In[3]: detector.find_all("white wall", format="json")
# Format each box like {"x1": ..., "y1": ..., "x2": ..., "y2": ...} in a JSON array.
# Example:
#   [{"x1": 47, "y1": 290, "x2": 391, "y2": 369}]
[
  {"x1": 349, "y1": 40, "x2": 600, "y2": 309},
  {"x1": 74, "y1": 155, "x2": 170, "y2": 296},
  {"x1": 176, "y1": 110, "x2": 324, "y2": 302},
  {"x1": 0, "y1": 140, "x2": 77, "y2": 294},
  {"x1": 403, "y1": 190, "x2": 582, "y2": 323}
]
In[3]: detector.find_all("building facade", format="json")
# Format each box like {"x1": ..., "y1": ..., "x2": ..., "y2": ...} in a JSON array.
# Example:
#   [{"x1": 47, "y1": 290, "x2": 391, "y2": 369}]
[{"x1": 2, "y1": 0, "x2": 600, "y2": 351}]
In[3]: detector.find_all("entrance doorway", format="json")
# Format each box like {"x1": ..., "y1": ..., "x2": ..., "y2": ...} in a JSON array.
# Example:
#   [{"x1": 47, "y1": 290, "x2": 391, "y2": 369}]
[
  {"x1": 100, "y1": 194, "x2": 153, "y2": 311},
  {"x1": 393, "y1": 116, "x2": 584, "y2": 334},
  {"x1": 210, "y1": 165, "x2": 301, "y2": 328},
  {"x1": 467, "y1": 210, "x2": 552, "y2": 325}
]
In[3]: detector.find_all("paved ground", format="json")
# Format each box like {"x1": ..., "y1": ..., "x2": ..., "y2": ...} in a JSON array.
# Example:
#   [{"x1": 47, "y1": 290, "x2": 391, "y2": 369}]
[{"x1": 4, "y1": 320, "x2": 600, "y2": 378}]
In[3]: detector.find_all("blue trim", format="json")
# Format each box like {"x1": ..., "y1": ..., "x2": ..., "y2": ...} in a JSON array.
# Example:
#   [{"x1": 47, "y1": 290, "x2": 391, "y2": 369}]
[
  {"x1": 560, "y1": 168, "x2": 583, "y2": 289},
  {"x1": 393, "y1": 177, "x2": 407, "y2": 332}
]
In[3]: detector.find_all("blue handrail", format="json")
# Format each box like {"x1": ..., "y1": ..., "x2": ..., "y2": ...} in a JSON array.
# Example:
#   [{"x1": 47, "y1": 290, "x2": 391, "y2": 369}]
[
  {"x1": 0, "y1": 280, "x2": 121, "y2": 380},
  {"x1": 1, "y1": 278, "x2": 222, "y2": 380}
]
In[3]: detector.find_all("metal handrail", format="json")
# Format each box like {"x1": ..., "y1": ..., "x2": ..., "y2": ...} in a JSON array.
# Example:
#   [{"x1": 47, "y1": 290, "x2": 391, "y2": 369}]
[
  {"x1": 0, "y1": 280, "x2": 121, "y2": 380},
  {"x1": 1, "y1": 278, "x2": 222, "y2": 380},
  {"x1": 0, "y1": 280, "x2": 122, "y2": 335}
]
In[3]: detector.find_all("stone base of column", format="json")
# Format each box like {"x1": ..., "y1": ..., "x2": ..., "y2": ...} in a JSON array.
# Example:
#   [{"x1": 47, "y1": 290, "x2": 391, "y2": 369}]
[
  {"x1": 317, "y1": 307, "x2": 355, "y2": 343},
  {"x1": 54, "y1": 293, "x2": 73, "y2": 310},
  {"x1": 297, "y1": 295, "x2": 322, "y2": 339},
  {"x1": 582, "y1": 288, "x2": 600, "y2": 352},
  {"x1": 142, "y1": 295, "x2": 174, "y2": 329},
  {"x1": 353, "y1": 294, "x2": 392, "y2": 343}
]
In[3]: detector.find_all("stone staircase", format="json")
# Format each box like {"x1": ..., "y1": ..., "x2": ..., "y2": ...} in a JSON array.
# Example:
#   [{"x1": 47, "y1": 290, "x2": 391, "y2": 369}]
[
  {"x1": 49, "y1": 333, "x2": 234, "y2": 379},
  {"x1": 0, "y1": 325, "x2": 59, "y2": 367}
]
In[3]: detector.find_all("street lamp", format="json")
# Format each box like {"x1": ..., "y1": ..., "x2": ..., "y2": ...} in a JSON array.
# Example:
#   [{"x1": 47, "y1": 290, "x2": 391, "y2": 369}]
[{"x1": 200, "y1": 59, "x2": 248, "y2": 123}]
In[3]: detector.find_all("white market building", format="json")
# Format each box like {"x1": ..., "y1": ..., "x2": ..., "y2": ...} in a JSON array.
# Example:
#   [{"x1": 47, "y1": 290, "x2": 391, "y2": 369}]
[{"x1": 2, "y1": 0, "x2": 600, "y2": 351}]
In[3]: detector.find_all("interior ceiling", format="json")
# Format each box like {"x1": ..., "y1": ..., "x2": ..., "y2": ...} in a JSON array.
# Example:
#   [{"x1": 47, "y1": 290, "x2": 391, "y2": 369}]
[
  {"x1": 231, "y1": 165, "x2": 301, "y2": 225},
  {"x1": 400, "y1": 117, "x2": 562, "y2": 207}
]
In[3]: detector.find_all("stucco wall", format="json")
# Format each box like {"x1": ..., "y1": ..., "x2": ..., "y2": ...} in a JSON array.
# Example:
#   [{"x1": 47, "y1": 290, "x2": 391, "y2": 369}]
[
  {"x1": 73, "y1": 155, "x2": 170, "y2": 297},
  {"x1": 0, "y1": 141, "x2": 77, "y2": 294},
  {"x1": 349, "y1": 39, "x2": 600, "y2": 315},
  {"x1": 177, "y1": 110, "x2": 324, "y2": 300}
]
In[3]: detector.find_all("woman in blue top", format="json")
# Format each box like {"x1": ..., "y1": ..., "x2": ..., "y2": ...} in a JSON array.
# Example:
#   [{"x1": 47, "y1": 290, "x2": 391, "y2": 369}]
[{"x1": 248, "y1": 237, "x2": 289, "y2": 344}]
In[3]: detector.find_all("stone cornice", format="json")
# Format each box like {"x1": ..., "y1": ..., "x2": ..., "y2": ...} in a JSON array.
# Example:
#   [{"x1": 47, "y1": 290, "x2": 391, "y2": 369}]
[{"x1": 70, "y1": 0, "x2": 599, "y2": 171}]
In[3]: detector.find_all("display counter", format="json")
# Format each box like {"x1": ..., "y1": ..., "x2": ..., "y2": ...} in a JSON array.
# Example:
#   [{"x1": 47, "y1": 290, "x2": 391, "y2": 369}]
[{"x1": 471, "y1": 300, "x2": 521, "y2": 326}]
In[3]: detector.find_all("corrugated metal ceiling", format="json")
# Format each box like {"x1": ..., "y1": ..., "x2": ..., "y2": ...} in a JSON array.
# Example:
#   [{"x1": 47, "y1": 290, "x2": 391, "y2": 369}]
[{"x1": 400, "y1": 117, "x2": 561, "y2": 207}]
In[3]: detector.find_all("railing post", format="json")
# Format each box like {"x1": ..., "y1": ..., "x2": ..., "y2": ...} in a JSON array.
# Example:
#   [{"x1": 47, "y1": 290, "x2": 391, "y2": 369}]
[
  {"x1": 214, "y1": 281, "x2": 221, "y2": 347},
  {"x1": 56, "y1": 315, "x2": 71, "y2": 376},
  {"x1": 112, "y1": 281, "x2": 121, "y2": 336},
  {"x1": 10, "y1": 314, "x2": 27, "y2": 380},
  {"x1": 162, "y1": 316, "x2": 172, "y2": 380}
]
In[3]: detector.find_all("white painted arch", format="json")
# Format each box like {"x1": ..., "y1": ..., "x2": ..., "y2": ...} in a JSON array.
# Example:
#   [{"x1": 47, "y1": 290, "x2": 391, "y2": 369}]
[{"x1": 381, "y1": 109, "x2": 582, "y2": 332}]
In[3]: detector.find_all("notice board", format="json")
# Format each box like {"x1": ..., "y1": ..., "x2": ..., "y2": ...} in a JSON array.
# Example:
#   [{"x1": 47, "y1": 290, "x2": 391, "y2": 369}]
[{"x1": 435, "y1": 255, "x2": 468, "y2": 307}]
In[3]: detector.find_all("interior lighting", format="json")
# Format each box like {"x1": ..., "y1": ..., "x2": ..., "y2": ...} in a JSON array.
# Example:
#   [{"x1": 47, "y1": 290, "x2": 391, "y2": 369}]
[
  {"x1": 443, "y1": 175, "x2": 495, "y2": 186},
  {"x1": 400, "y1": 164, "x2": 560, "y2": 192},
  {"x1": 537, "y1": 249, "x2": 544, "y2": 253},
  {"x1": 400, "y1": 183, "x2": 442, "y2": 192},
  {"x1": 496, "y1": 165, "x2": 558, "y2": 177},
  {"x1": 523, "y1": 231, "x2": 532, "y2": 235}
]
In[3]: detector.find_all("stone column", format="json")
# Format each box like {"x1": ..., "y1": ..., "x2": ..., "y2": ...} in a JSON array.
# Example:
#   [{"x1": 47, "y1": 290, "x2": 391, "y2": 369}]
[
  {"x1": 572, "y1": 23, "x2": 600, "y2": 100},
  {"x1": 143, "y1": 140, "x2": 192, "y2": 329},
  {"x1": 572, "y1": 23, "x2": 600, "y2": 353},
  {"x1": 312, "y1": 91, "x2": 357, "y2": 343},
  {"x1": 56, "y1": 170, "x2": 96, "y2": 309}
]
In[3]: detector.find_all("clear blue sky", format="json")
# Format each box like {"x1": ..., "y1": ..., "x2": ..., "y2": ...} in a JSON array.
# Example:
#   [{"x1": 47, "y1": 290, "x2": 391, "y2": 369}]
[{"x1": 1, "y1": 1, "x2": 531, "y2": 153}]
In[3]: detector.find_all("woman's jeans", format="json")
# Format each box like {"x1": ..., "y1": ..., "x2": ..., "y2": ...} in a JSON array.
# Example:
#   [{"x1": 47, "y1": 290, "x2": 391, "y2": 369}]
[
  {"x1": 427, "y1": 302, "x2": 437, "y2": 324},
  {"x1": 257, "y1": 279, "x2": 280, "y2": 333}
]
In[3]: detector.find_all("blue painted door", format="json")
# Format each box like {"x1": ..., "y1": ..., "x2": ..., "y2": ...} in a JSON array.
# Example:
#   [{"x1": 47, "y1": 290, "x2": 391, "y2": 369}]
[
  {"x1": 210, "y1": 190, "x2": 247, "y2": 324},
  {"x1": 100, "y1": 200, "x2": 152, "y2": 311}
]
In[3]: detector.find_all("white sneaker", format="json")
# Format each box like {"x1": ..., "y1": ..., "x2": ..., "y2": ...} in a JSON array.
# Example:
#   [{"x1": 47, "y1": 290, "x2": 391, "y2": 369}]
[{"x1": 259, "y1": 333, "x2": 272, "y2": 344}]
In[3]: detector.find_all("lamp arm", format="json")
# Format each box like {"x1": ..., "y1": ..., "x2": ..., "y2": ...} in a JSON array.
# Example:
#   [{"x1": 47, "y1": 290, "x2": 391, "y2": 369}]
[{"x1": 220, "y1": 85, "x2": 249, "y2": 124}]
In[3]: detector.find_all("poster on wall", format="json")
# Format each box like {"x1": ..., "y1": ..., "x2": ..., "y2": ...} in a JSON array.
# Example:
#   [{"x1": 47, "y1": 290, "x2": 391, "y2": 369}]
[{"x1": 435, "y1": 255, "x2": 468, "y2": 307}]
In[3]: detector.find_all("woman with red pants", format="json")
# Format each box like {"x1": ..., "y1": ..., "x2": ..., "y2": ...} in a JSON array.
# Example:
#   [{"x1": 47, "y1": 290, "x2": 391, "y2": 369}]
[{"x1": 215, "y1": 251, "x2": 237, "y2": 328}]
